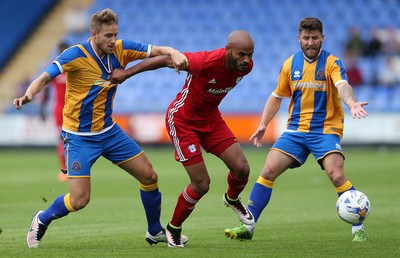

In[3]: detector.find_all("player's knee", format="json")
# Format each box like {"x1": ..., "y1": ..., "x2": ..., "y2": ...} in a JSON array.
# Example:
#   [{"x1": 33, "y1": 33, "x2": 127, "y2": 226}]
[
  {"x1": 241, "y1": 161, "x2": 250, "y2": 177},
  {"x1": 261, "y1": 164, "x2": 279, "y2": 181},
  {"x1": 141, "y1": 169, "x2": 158, "y2": 185},
  {"x1": 328, "y1": 171, "x2": 346, "y2": 187},
  {"x1": 192, "y1": 180, "x2": 210, "y2": 196},
  {"x1": 70, "y1": 196, "x2": 90, "y2": 210},
  {"x1": 232, "y1": 160, "x2": 250, "y2": 179}
]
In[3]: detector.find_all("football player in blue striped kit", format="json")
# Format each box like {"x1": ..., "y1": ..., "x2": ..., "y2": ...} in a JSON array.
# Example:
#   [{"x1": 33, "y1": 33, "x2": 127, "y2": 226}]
[
  {"x1": 13, "y1": 8, "x2": 188, "y2": 248},
  {"x1": 224, "y1": 17, "x2": 369, "y2": 242}
]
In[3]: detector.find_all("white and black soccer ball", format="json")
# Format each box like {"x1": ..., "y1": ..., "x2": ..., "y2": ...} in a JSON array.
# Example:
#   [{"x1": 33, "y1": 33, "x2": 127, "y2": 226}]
[{"x1": 336, "y1": 190, "x2": 371, "y2": 224}]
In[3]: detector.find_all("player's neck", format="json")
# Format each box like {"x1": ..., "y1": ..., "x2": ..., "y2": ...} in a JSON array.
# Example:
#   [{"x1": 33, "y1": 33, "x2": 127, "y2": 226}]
[
  {"x1": 303, "y1": 49, "x2": 322, "y2": 63},
  {"x1": 90, "y1": 40, "x2": 111, "y2": 73},
  {"x1": 224, "y1": 57, "x2": 235, "y2": 72},
  {"x1": 90, "y1": 40, "x2": 105, "y2": 58}
]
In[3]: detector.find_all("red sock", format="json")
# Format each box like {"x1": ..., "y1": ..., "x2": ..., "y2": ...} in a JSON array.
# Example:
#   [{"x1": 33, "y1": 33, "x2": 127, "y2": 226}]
[
  {"x1": 226, "y1": 171, "x2": 248, "y2": 200},
  {"x1": 170, "y1": 185, "x2": 201, "y2": 227}
]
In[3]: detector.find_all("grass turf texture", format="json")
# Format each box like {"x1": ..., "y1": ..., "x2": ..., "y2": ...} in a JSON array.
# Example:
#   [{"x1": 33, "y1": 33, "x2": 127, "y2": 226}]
[{"x1": 1, "y1": 146, "x2": 399, "y2": 257}]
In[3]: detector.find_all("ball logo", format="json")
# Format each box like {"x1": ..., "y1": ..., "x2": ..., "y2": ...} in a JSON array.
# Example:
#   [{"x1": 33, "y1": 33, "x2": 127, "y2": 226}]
[
  {"x1": 357, "y1": 195, "x2": 365, "y2": 204},
  {"x1": 71, "y1": 161, "x2": 82, "y2": 172}
]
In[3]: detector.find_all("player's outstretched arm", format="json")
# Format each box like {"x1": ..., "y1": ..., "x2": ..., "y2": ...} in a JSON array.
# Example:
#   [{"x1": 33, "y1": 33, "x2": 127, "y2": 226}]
[
  {"x1": 336, "y1": 82, "x2": 368, "y2": 119},
  {"x1": 13, "y1": 72, "x2": 52, "y2": 110},
  {"x1": 150, "y1": 46, "x2": 188, "y2": 73},
  {"x1": 250, "y1": 95, "x2": 282, "y2": 147},
  {"x1": 109, "y1": 55, "x2": 176, "y2": 84}
]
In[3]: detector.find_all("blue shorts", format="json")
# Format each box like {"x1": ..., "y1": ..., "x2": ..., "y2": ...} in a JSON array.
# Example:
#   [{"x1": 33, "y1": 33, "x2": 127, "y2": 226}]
[
  {"x1": 61, "y1": 124, "x2": 143, "y2": 177},
  {"x1": 272, "y1": 132, "x2": 344, "y2": 170}
]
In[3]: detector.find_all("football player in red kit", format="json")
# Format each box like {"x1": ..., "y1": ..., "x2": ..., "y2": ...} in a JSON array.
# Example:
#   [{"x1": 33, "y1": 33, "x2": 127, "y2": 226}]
[{"x1": 109, "y1": 30, "x2": 255, "y2": 248}]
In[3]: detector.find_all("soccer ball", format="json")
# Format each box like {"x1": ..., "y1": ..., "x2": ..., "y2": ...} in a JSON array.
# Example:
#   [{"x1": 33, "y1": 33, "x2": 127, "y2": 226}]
[{"x1": 336, "y1": 190, "x2": 371, "y2": 224}]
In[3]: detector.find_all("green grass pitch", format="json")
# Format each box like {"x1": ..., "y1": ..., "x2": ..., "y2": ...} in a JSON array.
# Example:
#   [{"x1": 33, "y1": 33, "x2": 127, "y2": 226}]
[{"x1": 1, "y1": 146, "x2": 399, "y2": 257}]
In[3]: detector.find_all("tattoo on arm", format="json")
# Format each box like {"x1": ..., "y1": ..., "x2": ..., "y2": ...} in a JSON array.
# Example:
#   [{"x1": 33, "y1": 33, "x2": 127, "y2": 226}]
[
  {"x1": 339, "y1": 83, "x2": 356, "y2": 106},
  {"x1": 41, "y1": 73, "x2": 52, "y2": 86}
]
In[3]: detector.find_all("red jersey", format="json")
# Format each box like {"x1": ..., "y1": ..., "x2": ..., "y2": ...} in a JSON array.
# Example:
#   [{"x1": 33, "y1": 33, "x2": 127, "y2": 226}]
[
  {"x1": 168, "y1": 48, "x2": 253, "y2": 122},
  {"x1": 51, "y1": 73, "x2": 66, "y2": 128}
]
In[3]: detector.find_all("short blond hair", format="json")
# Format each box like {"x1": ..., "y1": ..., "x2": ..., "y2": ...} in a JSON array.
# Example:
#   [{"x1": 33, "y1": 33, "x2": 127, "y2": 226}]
[{"x1": 90, "y1": 8, "x2": 118, "y2": 33}]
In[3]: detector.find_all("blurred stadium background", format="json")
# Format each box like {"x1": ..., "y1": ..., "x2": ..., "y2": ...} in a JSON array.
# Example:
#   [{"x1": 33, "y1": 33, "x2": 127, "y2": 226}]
[
  {"x1": 1, "y1": 0, "x2": 400, "y2": 147},
  {"x1": 2, "y1": 3, "x2": 399, "y2": 256}
]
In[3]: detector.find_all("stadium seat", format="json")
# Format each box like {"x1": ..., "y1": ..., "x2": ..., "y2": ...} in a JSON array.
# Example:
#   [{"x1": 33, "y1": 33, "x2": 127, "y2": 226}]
[
  {"x1": 59, "y1": 0, "x2": 400, "y2": 113},
  {"x1": 0, "y1": 0, "x2": 59, "y2": 70}
]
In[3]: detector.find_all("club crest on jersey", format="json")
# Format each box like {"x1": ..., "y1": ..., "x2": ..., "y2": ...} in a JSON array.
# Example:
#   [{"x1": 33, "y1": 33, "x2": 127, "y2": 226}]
[
  {"x1": 316, "y1": 70, "x2": 326, "y2": 80},
  {"x1": 188, "y1": 144, "x2": 197, "y2": 153},
  {"x1": 71, "y1": 161, "x2": 82, "y2": 172}
]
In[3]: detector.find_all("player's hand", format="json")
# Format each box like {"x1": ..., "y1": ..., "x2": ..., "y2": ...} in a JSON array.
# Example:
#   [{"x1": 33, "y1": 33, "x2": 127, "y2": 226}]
[
  {"x1": 13, "y1": 95, "x2": 32, "y2": 111},
  {"x1": 351, "y1": 101, "x2": 368, "y2": 119},
  {"x1": 249, "y1": 126, "x2": 266, "y2": 148},
  {"x1": 109, "y1": 69, "x2": 127, "y2": 84},
  {"x1": 170, "y1": 51, "x2": 188, "y2": 74}
]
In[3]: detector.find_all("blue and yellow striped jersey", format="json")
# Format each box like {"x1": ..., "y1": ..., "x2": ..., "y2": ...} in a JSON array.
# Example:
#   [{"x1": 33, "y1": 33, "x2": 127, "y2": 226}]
[
  {"x1": 45, "y1": 39, "x2": 151, "y2": 134},
  {"x1": 274, "y1": 50, "x2": 347, "y2": 137}
]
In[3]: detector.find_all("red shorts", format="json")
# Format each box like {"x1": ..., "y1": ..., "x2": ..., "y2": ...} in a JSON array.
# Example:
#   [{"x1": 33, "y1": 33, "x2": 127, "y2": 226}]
[{"x1": 165, "y1": 114, "x2": 237, "y2": 166}]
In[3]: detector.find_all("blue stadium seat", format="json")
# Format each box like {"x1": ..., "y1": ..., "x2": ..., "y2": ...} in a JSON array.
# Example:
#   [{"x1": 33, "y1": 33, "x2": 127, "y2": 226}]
[
  {"x1": 0, "y1": 0, "x2": 59, "y2": 71},
  {"x1": 60, "y1": 0, "x2": 400, "y2": 113},
  {"x1": 369, "y1": 86, "x2": 392, "y2": 111}
]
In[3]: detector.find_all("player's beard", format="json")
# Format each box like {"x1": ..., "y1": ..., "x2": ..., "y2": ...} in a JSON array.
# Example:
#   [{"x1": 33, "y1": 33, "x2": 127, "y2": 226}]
[
  {"x1": 226, "y1": 52, "x2": 246, "y2": 72},
  {"x1": 103, "y1": 44, "x2": 115, "y2": 55},
  {"x1": 301, "y1": 43, "x2": 322, "y2": 60},
  {"x1": 226, "y1": 52, "x2": 235, "y2": 71},
  {"x1": 238, "y1": 61, "x2": 249, "y2": 71}
]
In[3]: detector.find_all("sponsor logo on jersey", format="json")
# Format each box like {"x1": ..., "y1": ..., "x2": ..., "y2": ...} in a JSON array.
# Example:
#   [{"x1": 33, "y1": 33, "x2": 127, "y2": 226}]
[
  {"x1": 207, "y1": 87, "x2": 233, "y2": 94},
  {"x1": 93, "y1": 79, "x2": 112, "y2": 87},
  {"x1": 294, "y1": 80, "x2": 326, "y2": 90}
]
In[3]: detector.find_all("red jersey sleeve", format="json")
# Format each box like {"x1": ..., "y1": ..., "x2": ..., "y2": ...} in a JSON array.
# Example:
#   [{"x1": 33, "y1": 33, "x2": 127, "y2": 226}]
[{"x1": 184, "y1": 51, "x2": 206, "y2": 77}]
